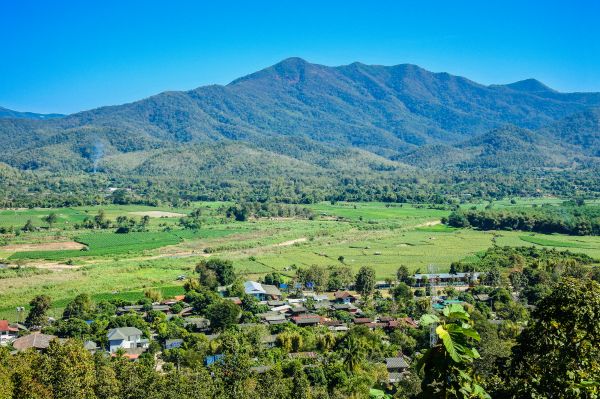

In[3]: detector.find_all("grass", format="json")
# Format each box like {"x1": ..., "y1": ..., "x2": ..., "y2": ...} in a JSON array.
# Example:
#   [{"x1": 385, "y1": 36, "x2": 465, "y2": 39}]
[
  {"x1": 519, "y1": 235, "x2": 593, "y2": 249},
  {"x1": 8, "y1": 228, "x2": 243, "y2": 260}
]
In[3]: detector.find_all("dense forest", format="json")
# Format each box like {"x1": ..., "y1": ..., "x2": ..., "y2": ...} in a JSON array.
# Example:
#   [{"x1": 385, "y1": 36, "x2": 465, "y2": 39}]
[
  {"x1": 2, "y1": 164, "x2": 600, "y2": 208},
  {"x1": 445, "y1": 203, "x2": 600, "y2": 235}
]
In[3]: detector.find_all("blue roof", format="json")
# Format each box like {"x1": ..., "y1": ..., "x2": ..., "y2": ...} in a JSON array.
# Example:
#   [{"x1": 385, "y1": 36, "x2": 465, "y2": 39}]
[{"x1": 205, "y1": 354, "x2": 224, "y2": 366}]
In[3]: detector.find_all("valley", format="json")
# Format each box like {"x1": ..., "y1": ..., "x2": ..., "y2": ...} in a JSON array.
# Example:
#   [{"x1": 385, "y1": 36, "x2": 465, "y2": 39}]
[{"x1": 2, "y1": 199, "x2": 599, "y2": 320}]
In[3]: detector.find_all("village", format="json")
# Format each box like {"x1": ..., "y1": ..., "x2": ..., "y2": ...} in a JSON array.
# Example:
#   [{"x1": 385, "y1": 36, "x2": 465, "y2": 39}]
[{"x1": 0, "y1": 268, "x2": 495, "y2": 388}]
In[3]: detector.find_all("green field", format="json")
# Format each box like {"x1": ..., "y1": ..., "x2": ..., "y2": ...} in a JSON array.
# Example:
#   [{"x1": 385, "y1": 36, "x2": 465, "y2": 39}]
[{"x1": 1, "y1": 200, "x2": 599, "y2": 319}]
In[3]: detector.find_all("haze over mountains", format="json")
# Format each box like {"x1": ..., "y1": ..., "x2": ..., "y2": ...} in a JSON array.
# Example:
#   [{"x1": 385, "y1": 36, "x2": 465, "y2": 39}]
[{"x1": 1, "y1": 57, "x2": 599, "y2": 178}]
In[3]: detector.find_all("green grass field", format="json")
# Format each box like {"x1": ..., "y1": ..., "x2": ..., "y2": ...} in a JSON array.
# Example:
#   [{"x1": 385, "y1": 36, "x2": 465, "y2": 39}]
[{"x1": 1, "y1": 199, "x2": 599, "y2": 319}]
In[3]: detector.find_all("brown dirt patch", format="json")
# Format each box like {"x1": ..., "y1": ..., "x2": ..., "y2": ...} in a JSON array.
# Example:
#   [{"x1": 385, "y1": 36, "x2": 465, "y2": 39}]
[
  {"x1": 1, "y1": 241, "x2": 85, "y2": 251},
  {"x1": 416, "y1": 220, "x2": 442, "y2": 228},
  {"x1": 273, "y1": 238, "x2": 308, "y2": 247}
]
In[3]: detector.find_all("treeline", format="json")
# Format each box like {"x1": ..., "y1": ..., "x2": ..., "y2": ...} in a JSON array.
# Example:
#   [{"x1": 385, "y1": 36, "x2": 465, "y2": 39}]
[
  {"x1": 219, "y1": 202, "x2": 315, "y2": 221},
  {"x1": 445, "y1": 204, "x2": 600, "y2": 235},
  {"x1": 2, "y1": 165, "x2": 600, "y2": 209}
]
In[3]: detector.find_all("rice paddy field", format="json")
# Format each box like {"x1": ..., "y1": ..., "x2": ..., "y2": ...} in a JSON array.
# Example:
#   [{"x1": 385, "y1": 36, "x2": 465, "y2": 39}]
[{"x1": 1, "y1": 199, "x2": 599, "y2": 319}]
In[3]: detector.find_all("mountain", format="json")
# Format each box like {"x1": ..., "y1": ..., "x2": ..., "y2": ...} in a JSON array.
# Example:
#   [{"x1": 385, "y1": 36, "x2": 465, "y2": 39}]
[
  {"x1": 501, "y1": 78, "x2": 557, "y2": 94},
  {"x1": 0, "y1": 106, "x2": 64, "y2": 120},
  {"x1": 538, "y1": 108, "x2": 600, "y2": 156},
  {"x1": 0, "y1": 58, "x2": 599, "y2": 181}
]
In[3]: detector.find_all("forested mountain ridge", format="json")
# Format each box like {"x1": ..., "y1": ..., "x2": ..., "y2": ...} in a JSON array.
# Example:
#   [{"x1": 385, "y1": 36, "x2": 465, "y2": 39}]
[
  {"x1": 0, "y1": 106, "x2": 64, "y2": 120},
  {"x1": 1, "y1": 58, "x2": 599, "y2": 201}
]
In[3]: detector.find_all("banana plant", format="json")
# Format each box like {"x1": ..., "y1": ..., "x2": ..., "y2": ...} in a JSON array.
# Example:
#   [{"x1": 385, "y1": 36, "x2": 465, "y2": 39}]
[{"x1": 417, "y1": 304, "x2": 490, "y2": 399}]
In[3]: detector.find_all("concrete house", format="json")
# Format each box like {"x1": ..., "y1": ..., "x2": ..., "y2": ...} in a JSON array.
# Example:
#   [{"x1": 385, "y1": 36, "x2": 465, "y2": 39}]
[
  {"x1": 244, "y1": 281, "x2": 282, "y2": 301},
  {"x1": 0, "y1": 320, "x2": 18, "y2": 345},
  {"x1": 107, "y1": 327, "x2": 148, "y2": 353},
  {"x1": 386, "y1": 356, "x2": 409, "y2": 383}
]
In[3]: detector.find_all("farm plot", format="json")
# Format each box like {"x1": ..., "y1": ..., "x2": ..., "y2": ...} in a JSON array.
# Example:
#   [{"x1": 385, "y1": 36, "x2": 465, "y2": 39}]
[{"x1": 8, "y1": 228, "x2": 241, "y2": 260}]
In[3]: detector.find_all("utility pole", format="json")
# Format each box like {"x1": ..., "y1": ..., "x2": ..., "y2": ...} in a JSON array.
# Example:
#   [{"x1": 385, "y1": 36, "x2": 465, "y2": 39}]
[{"x1": 428, "y1": 264, "x2": 438, "y2": 348}]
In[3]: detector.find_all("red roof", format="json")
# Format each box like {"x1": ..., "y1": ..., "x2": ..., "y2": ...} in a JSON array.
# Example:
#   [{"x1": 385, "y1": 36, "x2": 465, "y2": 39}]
[
  {"x1": 0, "y1": 320, "x2": 18, "y2": 332},
  {"x1": 111, "y1": 353, "x2": 140, "y2": 360}
]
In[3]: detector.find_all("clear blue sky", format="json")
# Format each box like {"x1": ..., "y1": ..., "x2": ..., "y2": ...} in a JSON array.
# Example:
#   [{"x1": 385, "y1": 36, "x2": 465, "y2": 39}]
[{"x1": 2, "y1": 0, "x2": 599, "y2": 114}]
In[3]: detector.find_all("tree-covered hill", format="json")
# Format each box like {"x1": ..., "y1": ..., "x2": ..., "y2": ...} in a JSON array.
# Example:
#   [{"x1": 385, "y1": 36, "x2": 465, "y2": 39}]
[{"x1": 1, "y1": 58, "x2": 600, "y2": 202}]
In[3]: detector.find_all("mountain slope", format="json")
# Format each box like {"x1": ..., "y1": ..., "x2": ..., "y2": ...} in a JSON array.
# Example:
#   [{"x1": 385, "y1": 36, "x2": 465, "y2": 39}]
[{"x1": 1, "y1": 58, "x2": 599, "y2": 178}]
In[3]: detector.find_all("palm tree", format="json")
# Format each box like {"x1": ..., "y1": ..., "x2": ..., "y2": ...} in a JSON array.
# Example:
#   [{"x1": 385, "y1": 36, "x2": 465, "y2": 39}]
[{"x1": 342, "y1": 334, "x2": 366, "y2": 373}]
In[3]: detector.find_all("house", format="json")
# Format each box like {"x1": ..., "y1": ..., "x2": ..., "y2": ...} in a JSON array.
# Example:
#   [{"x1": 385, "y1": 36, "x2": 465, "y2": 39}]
[
  {"x1": 183, "y1": 317, "x2": 210, "y2": 331},
  {"x1": 386, "y1": 356, "x2": 409, "y2": 383},
  {"x1": 0, "y1": 320, "x2": 18, "y2": 344},
  {"x1": 288, "y1": 351, "x2": 317, "y2": 359},
  {"x1": 334, "y1": 291, "x2": 356, "y2": 304},
  {"x1": 151, "y1": 304, "x2": 172, "y2": 313},
  {"x1": 83, "y1": 340, "x2": 98, "y2": 353},
  {"x1": 353, "y1": 317, "x2": 373, "y2": 325},
  {"x1": 225, "y1": 297, "x2": 242, "y2": 305},
  {"x1": 12, "y1": 333, "x2": 57, "y2": 351},
  {"x1": 375, "y1": 280, "x2": 392, "y2": 289},
  {"x1": 263, "y1": 314, "x2": 287, "y2": 325},
  {"x1": 260, "y1": 334, "x2": 278, "y2": 348},
  {"x1": 165, "y1": 339, "x2": 184, "y2": 349},
  {"x1": 244, "y1": 281, "x2": 282, "y2": 301},
  {"x1": 107, "y1": 327, "x2": 149, "y2": 353},
  {"x1": 205, "y1": 354, "x2": 224, "y2": 366},
  {"x1": 412, "y1": 272, "x2": 480, "y2": 287},
  {"x1": 292, "y1": 314, "x2": 322, "y2": 327},
  {"x1": 290, "y1": 306, "x2": 308, "y2": 315}
]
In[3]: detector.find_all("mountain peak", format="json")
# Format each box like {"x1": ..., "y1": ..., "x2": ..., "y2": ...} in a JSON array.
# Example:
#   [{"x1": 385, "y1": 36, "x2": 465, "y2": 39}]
[{"x1": 504, "y1": 78, "x2": 556, "y2": 93}]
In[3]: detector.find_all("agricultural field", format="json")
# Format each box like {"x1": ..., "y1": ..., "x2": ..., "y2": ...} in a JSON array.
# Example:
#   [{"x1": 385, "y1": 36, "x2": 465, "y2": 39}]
[{"x1": 1, "y1": 199, "x2": 599, "y2": 318}]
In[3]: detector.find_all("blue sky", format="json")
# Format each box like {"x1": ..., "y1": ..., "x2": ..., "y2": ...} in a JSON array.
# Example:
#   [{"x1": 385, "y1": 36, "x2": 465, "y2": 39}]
[{"x1": 1, "y1": 0, "x2": 599, "y2": 114}]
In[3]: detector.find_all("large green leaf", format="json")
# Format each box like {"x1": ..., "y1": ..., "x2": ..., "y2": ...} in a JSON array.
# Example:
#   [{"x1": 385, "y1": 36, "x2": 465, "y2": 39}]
[
  {"x1": 420, "y1": 313, "x2": 440, "y2": 326},
  {"x1": 436, "y1": 325, "x2": 461, "y2": 362}
]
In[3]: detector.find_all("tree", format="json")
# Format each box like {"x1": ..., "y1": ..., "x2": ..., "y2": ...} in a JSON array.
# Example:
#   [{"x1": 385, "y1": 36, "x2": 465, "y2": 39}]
[
  {"x1": 63, "y1": 293, "x2": 94, "y2": 320},
  {"x1": 392, "y1": 282, "x2": 413, "y2": 302},
  {"x1": 43, "y1": 212, "x2": 58, "y2": 227},
  {"x1": 341, "y1": 334, "x2": 366, "y2": 373},
  {"x1": 508, "y1": 278, "x2": 600, "y2": 398},
  {"x1": 25, "y1": 294, "x2": 51, "y2": 329},
  {"x1": 144, "y1": 288, "x2": 162, "y2": 303},
  {"x1": 355, "y1": 266, "x2": 376, "y2": 297},
  {"x1": 22, "y1": 219, "x2": 36, "y2": 232},
  {"x1": 195, "y1": 258, "x2": 236, "y2": 286},
  {"x1": 206, "y1": 300, "x2": 241, "y2": 331},
  {"x1": 483, "y1": 267, "x2": 502, "y2": 287},
  {"x1": 41, "y1": 339, "x2": 97, "y2": 399},
  {"x1": 397, "y1": 265, "x2": 410, "y2": 282},
  {"x1": 418, "y1": 304, "x2": 490, "y2": 399},
  {"x1": 290, "y1": 361, "x2": 312, "y2": 399},
  {"x1": 328, "y1": 265, "x2": 354, "y2": 291}
]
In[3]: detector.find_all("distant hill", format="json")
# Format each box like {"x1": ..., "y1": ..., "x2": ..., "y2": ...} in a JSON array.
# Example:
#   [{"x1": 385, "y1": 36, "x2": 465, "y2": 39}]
[
  {"x1": 0, "y1": 58, "x2": 599, "y2": 184},
  {"x1": 0, "y1": 106, "x2": 64, "y2": 120}
]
